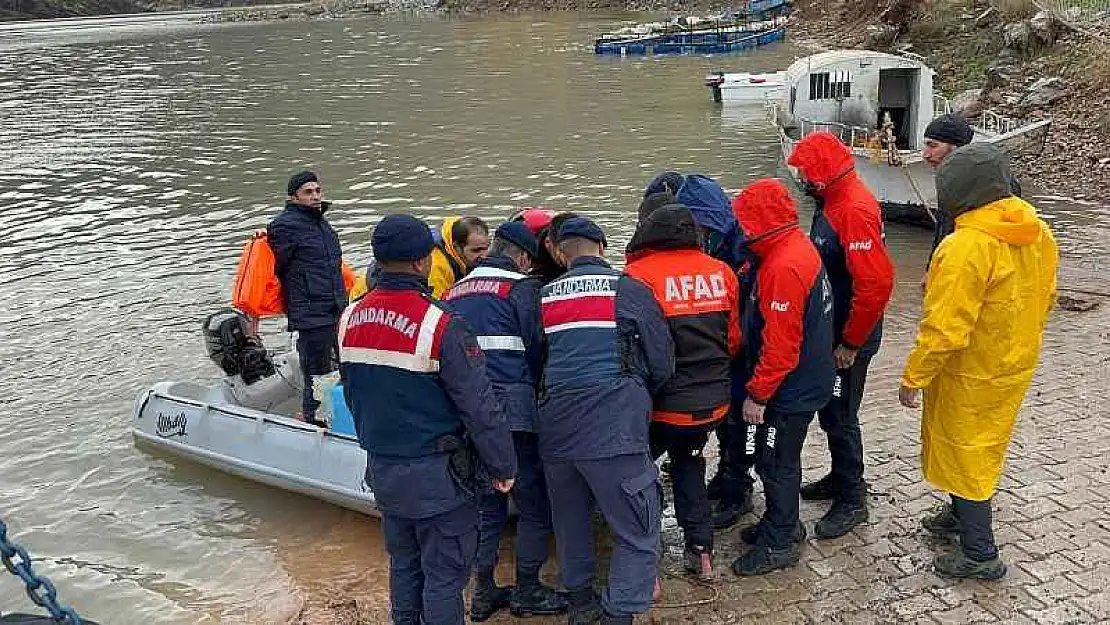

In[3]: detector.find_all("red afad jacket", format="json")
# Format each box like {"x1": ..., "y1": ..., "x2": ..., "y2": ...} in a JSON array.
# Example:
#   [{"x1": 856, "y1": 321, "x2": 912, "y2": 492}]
[{"x1": 625, "y1": 204, "x2": 740, "y2": 428}]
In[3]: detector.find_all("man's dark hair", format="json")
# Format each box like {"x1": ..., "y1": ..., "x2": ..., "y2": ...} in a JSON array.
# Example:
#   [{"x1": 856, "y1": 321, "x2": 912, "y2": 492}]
[
  {"x1": 451, "y1": 216, "x2": 489, "y2": 249},
  {"x1": 557, "y1": 236, "x2": 602, "y2": 259}
]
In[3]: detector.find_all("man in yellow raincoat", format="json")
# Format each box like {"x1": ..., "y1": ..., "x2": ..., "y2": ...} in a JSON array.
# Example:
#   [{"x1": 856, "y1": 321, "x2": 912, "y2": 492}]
[
  {"x1": 348, "y1": 216, "x2": 491, "y2": 301},
  {"x1": 429, "y1": 216, "x2": 490, "y2": 298},
  {"x1": 899, "y1": 143, "x2": 1057, "y2": 580}
]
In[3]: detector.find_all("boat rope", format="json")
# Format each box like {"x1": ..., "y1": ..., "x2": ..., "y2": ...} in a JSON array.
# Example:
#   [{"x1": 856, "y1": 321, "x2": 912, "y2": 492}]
[
  {"x1": 903, "y1": 167, "x2": 938, "y2": 227},
  {"x1": 0, "y1": 517, "x2": 86, "y2": 624}
]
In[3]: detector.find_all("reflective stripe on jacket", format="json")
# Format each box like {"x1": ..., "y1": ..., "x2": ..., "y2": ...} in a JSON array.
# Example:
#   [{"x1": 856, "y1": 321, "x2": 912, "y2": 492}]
[
  {"x1": 339, "y1": 272, "x2": 516, "y2": 519},
  {"x1": 443, "y1": 255, "x2": 543, "y2": 431},
  {"x1": 537, "y1": 257, "x2": 675, "y2": 461}
]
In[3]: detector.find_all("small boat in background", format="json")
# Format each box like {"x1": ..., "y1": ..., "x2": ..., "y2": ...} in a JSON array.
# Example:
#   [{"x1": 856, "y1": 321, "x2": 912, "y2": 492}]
[
  {"x1": 705, "y1": 69, "x2": 786, "y2": 104},
  {"x1": 594, "y1": 0, "x2": 789, "y2": 56}
]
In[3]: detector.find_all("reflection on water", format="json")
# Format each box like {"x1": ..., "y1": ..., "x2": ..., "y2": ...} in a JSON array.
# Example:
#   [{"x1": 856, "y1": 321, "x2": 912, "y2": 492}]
[{"x1": 0, "y1": 11, "x2": 1103, "y2": 624}]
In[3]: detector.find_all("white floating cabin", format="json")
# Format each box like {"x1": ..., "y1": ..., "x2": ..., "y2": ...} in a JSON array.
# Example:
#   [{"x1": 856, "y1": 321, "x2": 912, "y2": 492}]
[{"x1": 761, "y1": 50, "x2": 1049, "y2": 227}]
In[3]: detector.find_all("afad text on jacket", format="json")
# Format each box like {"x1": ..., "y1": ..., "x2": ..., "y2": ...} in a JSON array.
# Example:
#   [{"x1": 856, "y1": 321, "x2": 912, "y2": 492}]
[
  {"x1": 732, "y1": 179, "x2": 835, "y2": 413},
  {"x1": 339, "y1": 272, "x2": 516, "y2": 519},
  {"x1": 787, "y1": 132, "x2": 895, "y2": 358},
  {"x1": 625, "y1": 204, "x2": 741, "y2": 428}
]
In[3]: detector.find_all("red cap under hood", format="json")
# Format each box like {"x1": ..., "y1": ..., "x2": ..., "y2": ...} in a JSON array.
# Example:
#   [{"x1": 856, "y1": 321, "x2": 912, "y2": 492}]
[
  {"x1": 732, "y1": 178, "x2": 799, "y2": 244},
  {"x1": 786, "y1": 132, "x2": 855, "y2": 188},
  {"x1": 518, "y1": 207, "x2": 556, "y2": 235}
]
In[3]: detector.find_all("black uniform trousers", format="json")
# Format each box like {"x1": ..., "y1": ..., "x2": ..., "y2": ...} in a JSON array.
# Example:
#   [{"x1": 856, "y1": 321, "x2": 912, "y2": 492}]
[
  {"x1": 750, "y1": 408, "x2": 814, "y2": 548},
  {"x1": 649, "y1": 422, "x2": 714, "y2": 551},
  {"x1": 816, "y1": 355, "x2": 872, "y2": 503}
]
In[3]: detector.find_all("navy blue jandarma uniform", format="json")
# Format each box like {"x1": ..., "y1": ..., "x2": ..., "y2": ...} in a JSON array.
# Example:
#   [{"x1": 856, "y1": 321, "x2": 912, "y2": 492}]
[
  {"x1": 339, "y1": 215, "x2": 515, "y2": 625},
  {"x1": 442, "y1": 233, "x2": 564, "y2": 617},
  {"x1": 537, "y1": 218, "x2": 675, "y2": 621}
]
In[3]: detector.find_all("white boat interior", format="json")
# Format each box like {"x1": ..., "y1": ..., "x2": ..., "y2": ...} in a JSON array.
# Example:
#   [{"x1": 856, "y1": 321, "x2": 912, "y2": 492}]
[{"x1": 134, "y1": 377, "x2": 377, "y2": 516}]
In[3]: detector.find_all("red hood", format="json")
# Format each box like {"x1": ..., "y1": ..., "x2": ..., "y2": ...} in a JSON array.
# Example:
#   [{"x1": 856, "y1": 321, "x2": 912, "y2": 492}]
[
  {"x1": 786, "y1": 132, "x2": 855, "y2": 188},
  {"x1": 731, "y1": 178, "x2": 800, "y2": 257}
]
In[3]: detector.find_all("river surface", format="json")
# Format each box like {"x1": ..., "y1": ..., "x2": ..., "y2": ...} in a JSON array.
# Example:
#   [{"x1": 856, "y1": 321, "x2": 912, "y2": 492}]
[{"x1": 0, "y1": 11, "x2": 1106, "y2": 624}]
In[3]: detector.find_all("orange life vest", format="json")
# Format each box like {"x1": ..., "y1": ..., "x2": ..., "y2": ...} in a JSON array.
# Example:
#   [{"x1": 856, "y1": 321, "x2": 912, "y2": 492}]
[{"x1": 231, "y1": 231, "x2": 358, "y2": 318}]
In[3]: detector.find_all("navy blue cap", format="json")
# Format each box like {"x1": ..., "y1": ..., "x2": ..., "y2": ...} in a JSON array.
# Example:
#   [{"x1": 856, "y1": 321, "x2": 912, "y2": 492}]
[
  {"x1": 372, "y1": 214, "x2": 435, "y2": 262},
  {"x1": 287, "y1": 170, "x2": 318, "y2": 196},
  {"x1": 556, "y1": 217, "x2": 606, "y2": 246},
  {"x1": 494, "y1": 221, "x2": 538, "y2": 257}
]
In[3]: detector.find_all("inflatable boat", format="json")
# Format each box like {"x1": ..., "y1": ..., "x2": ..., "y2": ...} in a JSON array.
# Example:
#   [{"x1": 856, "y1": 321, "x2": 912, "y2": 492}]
[{"x1": 132, "y1": 310, "x2": 377, "y2": 516}]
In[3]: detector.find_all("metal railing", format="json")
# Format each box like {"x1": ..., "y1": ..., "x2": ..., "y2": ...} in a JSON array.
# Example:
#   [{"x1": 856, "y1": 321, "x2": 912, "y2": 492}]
[
  {"x1": 933, "y1": 94, "x2": 952, "y2": 119},
  {"x1": 798, "y1": 119, "x2": 875, "y2": 148},
  {"x1": 1032, "y1": 0, "x2": 1110, "y2": 24},
  {"x1": 978, "y1": 109, "x2": 1022, "y2": 135}
]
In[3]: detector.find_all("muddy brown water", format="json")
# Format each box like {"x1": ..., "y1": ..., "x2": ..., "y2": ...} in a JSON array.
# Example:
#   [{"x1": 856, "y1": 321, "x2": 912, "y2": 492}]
[{"x1": 0, "y1": 11, "x2": 1106, "y2": 624}]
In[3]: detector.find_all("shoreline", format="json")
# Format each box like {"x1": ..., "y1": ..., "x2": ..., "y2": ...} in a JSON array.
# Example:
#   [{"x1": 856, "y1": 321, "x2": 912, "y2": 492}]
[{"x1": 6, "y1": 1, "x2": 1108, "y2": 207}]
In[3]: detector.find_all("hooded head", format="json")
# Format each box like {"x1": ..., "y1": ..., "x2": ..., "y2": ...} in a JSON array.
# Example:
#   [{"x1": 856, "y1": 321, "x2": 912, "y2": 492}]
[
  {"x1": 440, "y1": 216, "x2": 489, "y2": 270},
  {"x1": 937, "y1": 143, "x2": 1046, "y2": 246},
  {"x1": 786, "y1": 132, "x2": 855, "y2": 193},
  {"x1": 674, "y1": 174, "x2": 741, "y2": 264},
  {"x1": 936, "y1": 143, "x2": 1014, "y2": 219},
  {"x1": 638, "y1": 190, "x2": 675, "y2": 222},
  {"x1": 626, "y1": 203, "x2": 700, "y2": 255},
  {"x1": 731, "y1": 178, "x2": 800, "y2": 255},
  {"x1": 644, "y1": 171, "x2": 685, "y2": 198}
]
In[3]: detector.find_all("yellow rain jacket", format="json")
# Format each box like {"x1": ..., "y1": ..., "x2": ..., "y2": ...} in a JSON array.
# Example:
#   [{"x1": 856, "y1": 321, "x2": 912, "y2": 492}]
[
  {"x1": 348, "y1": 268, "x2": 369, "y2": 302},
  {"x1": 347, "y1": 218, "x2": 467, "y2": 301},
  {"x1": 903, "y1": 147, "x2": 1057, "y2": 501},
  {"x1": 428, "y1": 217, "x2": 469, "y2": 299}
]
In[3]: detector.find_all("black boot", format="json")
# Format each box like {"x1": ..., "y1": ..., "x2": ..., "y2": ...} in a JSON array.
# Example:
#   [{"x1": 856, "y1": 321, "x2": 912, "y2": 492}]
[
  {"x1": 814, "y1": 500, "x2": 869, "y2": 539},
  {"x1": 934, "y1": 550, "x2": 1007, "y2": 580},
  {"x1": 922, "y1": 504, "x2": 962, "y2": 537},
  {"x1": 510, "y1": 568, "x2": 567, "y2": 617},
  {"x1": 600, "y1": 612, "x2": 633, "y2": 625},
  {"x1": 730, "y1": 543, "x2": 801, "y2": 576},
  {"x1": 566, "y1": 585, "x2": 602, "y2": 625},
  {"x1": 711, "y1": 492, "x2": 753, "y2": 530},
  {"x1": 740, "y1": 520, "x2": 806, "y2": 545},
  {"x1": 470, "y1": 570, "x2": 513, "y2": 622},
  {"x1": 800, "y1": 473, "x2": 836, "y2": 501}
]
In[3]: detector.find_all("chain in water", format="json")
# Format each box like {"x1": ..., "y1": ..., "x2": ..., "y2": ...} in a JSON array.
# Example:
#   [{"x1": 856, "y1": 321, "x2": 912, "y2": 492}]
[{"x1": 0, "y1": 518, "x2": 85, "y2": 624}]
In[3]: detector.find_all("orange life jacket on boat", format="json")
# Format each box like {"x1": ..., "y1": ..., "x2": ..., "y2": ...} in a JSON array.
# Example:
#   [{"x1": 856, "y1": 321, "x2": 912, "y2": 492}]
[{"x1": 231, "y1": 231, "x2": 358, "y2": 318}]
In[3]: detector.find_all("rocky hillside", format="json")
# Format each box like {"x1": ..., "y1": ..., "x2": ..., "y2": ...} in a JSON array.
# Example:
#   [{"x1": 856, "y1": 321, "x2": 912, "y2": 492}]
[
  {"x1": 0, "y1": 0, "x2": 277, "y2": 20},
  {"x1": 791, "y1": 0, "x2": 1110, "y2": 203}
]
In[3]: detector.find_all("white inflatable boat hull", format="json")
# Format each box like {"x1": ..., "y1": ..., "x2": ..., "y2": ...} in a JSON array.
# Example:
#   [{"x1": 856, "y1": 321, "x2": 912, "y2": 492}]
[{"x1": 133, "y1": 380, "x2": 377, "y2": 516}]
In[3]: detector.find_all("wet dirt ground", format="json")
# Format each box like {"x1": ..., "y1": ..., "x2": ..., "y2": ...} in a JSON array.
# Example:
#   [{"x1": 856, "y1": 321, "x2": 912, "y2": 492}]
[{"x1": 290, "y1": 259, "x2": 1109, "y2": 624}]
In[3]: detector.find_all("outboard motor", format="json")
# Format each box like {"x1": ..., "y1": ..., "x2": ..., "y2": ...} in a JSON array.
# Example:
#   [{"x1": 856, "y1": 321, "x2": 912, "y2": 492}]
[
  {"x1": 203, "y1": 309, "x2": 276, "y2": 385},
  {"x1": 201, "y1": 309, "x2": 302, "y2": 414}
]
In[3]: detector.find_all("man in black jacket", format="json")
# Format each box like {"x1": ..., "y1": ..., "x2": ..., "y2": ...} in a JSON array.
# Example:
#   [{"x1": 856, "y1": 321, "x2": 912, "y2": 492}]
[{"x1": 268, "y1": 170, "x2": 347, "y2": 428}]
